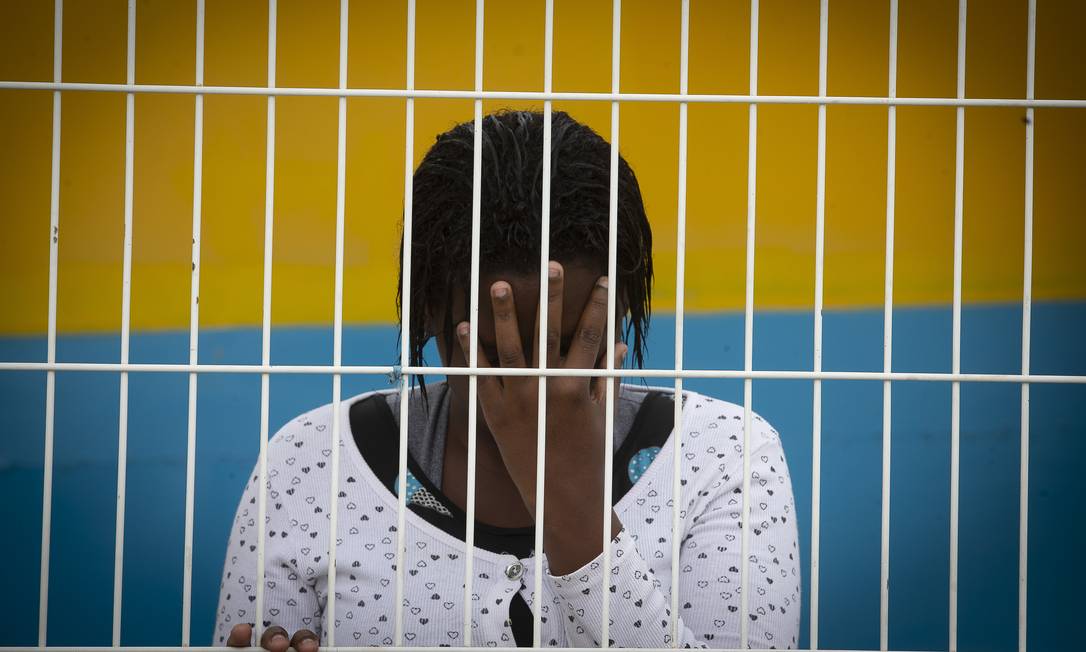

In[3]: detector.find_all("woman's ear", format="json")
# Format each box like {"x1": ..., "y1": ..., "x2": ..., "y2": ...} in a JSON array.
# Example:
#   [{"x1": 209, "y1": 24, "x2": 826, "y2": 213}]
[
  {"x1": 422, "y1": 297, "x2": 448, "y2": 341},
  {"x1": 617, "y1": 293, "x2": 631, "y2": 328},
  {"x1": 426, "y1": 303, "x2": 463, "y2": 368},
  {"x1": 421, "y1": 307, "x2": 436, "y2": 341}
]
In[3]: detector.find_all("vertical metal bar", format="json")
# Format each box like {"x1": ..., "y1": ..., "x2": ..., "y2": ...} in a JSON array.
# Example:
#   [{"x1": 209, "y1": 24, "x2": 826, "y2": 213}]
[
  {"x1": 324, "y1": 0, "x2": 349, "y2": 645},
  {"x1": 669, "y1": 0, "x2": 690, "y2": 647},
  {"x1": 255, "y1": 0, "x2": 278, "y2": 643},
  {"x1": 739, "y1": 0, "x2": 759, "y2": 648},
  {"x1": 532, "y1": 0, "x2": 555, "y2": 646},
  {"x1": 112, "y1": 0, "x2": 137, "y2": 644},
  {"x1": 462, "y1": 0, "x2": 484, "y2": 645},
  {"x1": 1019, "y1": 3, "x2": 1036, "y2": 651},
  {"x1": 810, "y1": 0, "x2": 829, "y2": 648},
  {"x1": 181, "y1": 0, "x2": 206, "y2": 645},
  {"x1": 949, "y1": 2, "x2": 967, "y2": 651},
  {"x1": 600, "y1": 0, "x2": 622, "y2": 647},
  {"x1": 880, "y1": 2, "x2": 899, "y2": 649},
  {"x1": 394, "y1": 0, "x2": 416, "y2": 645},
  {"x1": 38, "y1": 0, "x2": 63, "y2": 644}
]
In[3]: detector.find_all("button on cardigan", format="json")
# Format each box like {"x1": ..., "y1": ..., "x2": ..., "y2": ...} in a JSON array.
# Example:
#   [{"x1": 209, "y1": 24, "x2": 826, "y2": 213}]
[{"x1": 213, "y1": 387, "x2": 801, "y2": 648}]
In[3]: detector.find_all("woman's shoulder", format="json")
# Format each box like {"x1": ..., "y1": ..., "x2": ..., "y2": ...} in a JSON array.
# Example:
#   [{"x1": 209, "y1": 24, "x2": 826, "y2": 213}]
[
  {"x1": 625, "y1": 384, "x2": 778, "y2": 434},
  {"x1": 681, "y1": 389, "x2": 782, "y2": 453},
  {"x1": 626, "y1": 384, "x2": 786, "y2": 483},
  {"x1": 264, "y1": 388, "x2": 399, "y2": 464}
]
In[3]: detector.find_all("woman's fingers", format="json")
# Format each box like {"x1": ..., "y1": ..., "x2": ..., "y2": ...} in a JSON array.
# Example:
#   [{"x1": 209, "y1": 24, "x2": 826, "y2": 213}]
[
  {"x1": 564, "y1": 276, "x2": 610, "y2": 372},
  {"x1": 616, "y1": 341, "x2": 628, "y2": 369},
  {"x1": 532, "y1": 293, "x2": 541, "y2": 369},
  {"x1": 456, "y1": 321, "x2": 500, "y2": 404},
  {"x1": 289, "y1": 629, "x2": 320, "y2": 652},
  {"x1": 590, "y1": 341, "x2": 627, "y2": 403},
  {"x1": 227, "y1": 623, "x2": 298, "y2": 652},
  {"x1": 546, "y1": 262, "x2": 564, "y2": 369},
  {"x1": 259, "y1": 625, "x2": 290, "y2": 652},
  {"x1": 530, "y1": 262, "x2": 564, "y2": 369},
  {"x1": 226, "y1": 623, "x2": 252, "y2": 648},
  {"x1": 490, "y1": 281, "x2": 527, "y2": 369},
  {"x1": 229, "y1": 624, "x2": 317, "y2": 652}
]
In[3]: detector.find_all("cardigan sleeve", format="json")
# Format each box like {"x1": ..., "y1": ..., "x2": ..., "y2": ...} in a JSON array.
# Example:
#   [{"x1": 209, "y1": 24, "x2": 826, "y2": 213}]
[
  {"x1": 547, "y1": 414, "x2": 801, "y2": 649},
  {"x1": 212, "y1": 442, "x2": 325, "y2": 645}
]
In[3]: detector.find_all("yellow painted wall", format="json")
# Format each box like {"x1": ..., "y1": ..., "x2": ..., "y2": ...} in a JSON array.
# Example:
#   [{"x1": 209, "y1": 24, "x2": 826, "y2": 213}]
[{"x1": 0, "y1": 0, "x2": 1083, "y2": 335}]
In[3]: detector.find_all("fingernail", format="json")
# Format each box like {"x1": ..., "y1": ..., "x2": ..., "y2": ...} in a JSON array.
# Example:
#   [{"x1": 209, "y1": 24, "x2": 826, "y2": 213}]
[
  {"x1": 493, "y1": 284, "x2": 508, "y2": 299},
  {"x1": 597, "y1": 276, "x2": 609, "y2": 289},
  {"x1": 299, "y1": 640, "x2": 317, "y2": 652},
  {"x1": 271, "y1": 634, "x2": 287, "y2": 646},
  {"x1": 549, "y1": 262, "x2": 561, "y2": 279},
  {"x1": 457, "y1": 322, "x2": 470, "y2": 337}
]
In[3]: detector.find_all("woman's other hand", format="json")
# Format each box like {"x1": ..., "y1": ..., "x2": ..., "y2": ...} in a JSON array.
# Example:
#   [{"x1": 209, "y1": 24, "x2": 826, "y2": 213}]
[{"x1": 226, "y1": 624, "x2": 319, "y2": 652}]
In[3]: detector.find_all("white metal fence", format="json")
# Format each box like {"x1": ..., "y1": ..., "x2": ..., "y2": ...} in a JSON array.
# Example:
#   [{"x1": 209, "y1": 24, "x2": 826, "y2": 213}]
[{"x1": 1, "y1": 0, "x2": 1084, "y2": 651}]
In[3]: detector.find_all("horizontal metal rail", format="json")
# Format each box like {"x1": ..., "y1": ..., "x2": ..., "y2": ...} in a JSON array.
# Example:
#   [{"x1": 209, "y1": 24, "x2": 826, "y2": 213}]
[
  {"x1": 0, "y1": 361, "x2": 1082, "y2": 383},
  {"x1": 1, "y1": 647, "x2": 949, "y2": 652},
  {"x1": 1, "y1": 80, "x2": 1084, "y2": 108}
]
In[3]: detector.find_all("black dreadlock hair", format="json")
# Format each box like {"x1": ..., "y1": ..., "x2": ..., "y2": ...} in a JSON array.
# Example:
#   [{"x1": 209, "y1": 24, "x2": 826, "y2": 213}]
[{"x1": 396, "y1": 110, "x2": 654, "y2": 387}]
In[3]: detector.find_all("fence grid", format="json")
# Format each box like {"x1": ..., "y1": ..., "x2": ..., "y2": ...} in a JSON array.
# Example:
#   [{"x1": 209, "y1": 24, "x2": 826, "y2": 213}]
[{"x1": 4, "y1": 0, "x2": 1078, "y2": 651}]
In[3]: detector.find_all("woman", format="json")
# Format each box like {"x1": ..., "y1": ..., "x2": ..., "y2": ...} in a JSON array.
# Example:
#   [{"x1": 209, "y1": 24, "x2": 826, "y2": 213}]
[{"x1": 216, "y1": 110, "x2": 800, "y2": 649}]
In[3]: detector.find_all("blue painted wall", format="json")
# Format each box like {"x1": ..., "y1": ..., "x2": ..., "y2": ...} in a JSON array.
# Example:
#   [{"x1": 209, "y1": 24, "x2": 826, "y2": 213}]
[{"x1": 2, "y1": 303, "x2": 1083, "y2": 650}]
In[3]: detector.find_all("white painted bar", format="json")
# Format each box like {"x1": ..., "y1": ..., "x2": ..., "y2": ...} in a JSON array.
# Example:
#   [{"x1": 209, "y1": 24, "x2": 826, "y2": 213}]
[
  {"x1": 1020, "y1": 3, "x2": 1036, "y2": 651},
  {"x1": 181, "y1": 0, "x2": 206, "y2": 644},
  {"x1": 112, "y1": 0, "x2": 137, "y2": 643},
  {"x1": 324, "y1": 0, "x2": 349, "y2": 645},
  {"x1": 739, "y1": 0, "x2": 760, "y2": 648},
  {"x1": 9, "y1": 647, "x2": 1008, "y2": 652},
  {"x1": 811, "y1": 0, "x2": 829, "y2": 648},
  {"x1": 0, "y1": 646, "x2": 878, "y2": 652},
  {"x1": 2, "y1": 361, "x2": 1083, "y2": 384},
  {"x1": 394, "y1": 1, "x2": 417, "y2": 645},
  {"x1": 38, "y1": 0, "x2": 63, "y2": 644},
  {"x1": 949, "y1": 3, "x2": 967, "y2": 651},
  {"x1": 880, "y1": 2, "x2": 899, "y2": 649},
  {"x1": 532, "y1": 0, "x2": 555, "y2": 646},
  {"x1": 463, "y1": 0, "x2": 484, "y2": 644},
  {"x1": 0, "y1": 647, "x2": 784, "y2": 652},
  {"x1": 669, "y1": 0, "x2": 690, "y2": 647},
  {"x1": 255, "y1": 0, "x2": 278, "y2": 643},
  {"x1": 4, "y1": 80, "x2": 1084, "y2": 108},
  {"x1": 599, "y1": 0, "x2": 622, "y2": 647}
]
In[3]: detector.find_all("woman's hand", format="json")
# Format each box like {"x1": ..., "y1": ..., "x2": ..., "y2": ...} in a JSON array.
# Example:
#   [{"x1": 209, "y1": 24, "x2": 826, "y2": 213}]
[
  {"x1": 226, "y1": 624, "x2": 319, "y2": 652},
  {"x1": 455, "y1": 262, "x2": 626, "y2": 575}
]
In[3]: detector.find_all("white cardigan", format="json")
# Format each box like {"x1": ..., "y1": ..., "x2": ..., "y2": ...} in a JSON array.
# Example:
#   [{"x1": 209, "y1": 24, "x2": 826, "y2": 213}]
[{"x1": 213, "y1": 387, "x2": 801, "y2": 648}]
